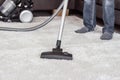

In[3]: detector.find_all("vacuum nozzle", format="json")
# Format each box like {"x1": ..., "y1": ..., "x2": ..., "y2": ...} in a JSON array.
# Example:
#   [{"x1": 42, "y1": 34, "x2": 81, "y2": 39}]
[{"x1": 40, "y1": 48, "x2": 73, "y2": 60}]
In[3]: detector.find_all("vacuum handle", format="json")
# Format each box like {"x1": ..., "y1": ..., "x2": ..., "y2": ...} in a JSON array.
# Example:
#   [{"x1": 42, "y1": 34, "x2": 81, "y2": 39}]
[{"x1": 57, "y1": 0, "x2": 68, "y2": 41}]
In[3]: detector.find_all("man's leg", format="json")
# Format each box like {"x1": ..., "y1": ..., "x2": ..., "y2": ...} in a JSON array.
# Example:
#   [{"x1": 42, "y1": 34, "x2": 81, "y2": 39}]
[
  {"x1": 75, "y1": 0, "x2": 96, "y2": 33},
  {"x1": 100, "y1": 0, "x2": 115, "y2": 40}
]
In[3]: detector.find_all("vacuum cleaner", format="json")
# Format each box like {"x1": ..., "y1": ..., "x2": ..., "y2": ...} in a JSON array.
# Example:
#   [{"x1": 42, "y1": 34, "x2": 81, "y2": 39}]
[
  {"x1": 0, "y1": 0, "x2": 73, "y2": 60},
  {"x1": 0, "y1": 0, "x2": 33, "y2": 22}
]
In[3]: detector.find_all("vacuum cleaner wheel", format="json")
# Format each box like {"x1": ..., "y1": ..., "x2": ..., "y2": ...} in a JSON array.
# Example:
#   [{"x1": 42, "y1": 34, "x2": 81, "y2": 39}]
[{"x1": 19, "y1": 10, "x2": 33, "y2": 23}]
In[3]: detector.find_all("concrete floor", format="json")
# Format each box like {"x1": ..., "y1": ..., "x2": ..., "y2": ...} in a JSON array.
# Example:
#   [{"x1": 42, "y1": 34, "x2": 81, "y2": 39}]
[{"x1": 0, "y1": 16, "x2": 120, "y2": 80}]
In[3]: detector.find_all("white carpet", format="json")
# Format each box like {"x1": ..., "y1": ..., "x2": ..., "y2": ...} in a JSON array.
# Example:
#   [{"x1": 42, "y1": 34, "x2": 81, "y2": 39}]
[{"x1": 0, "y1": 16, "x2": 120, "y2": 80}]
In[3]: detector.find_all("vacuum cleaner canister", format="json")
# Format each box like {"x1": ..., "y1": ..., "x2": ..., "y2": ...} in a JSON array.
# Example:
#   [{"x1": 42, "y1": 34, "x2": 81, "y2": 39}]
[{"x1": 0, "y1": 0, "x2": 16, "y2": 16}]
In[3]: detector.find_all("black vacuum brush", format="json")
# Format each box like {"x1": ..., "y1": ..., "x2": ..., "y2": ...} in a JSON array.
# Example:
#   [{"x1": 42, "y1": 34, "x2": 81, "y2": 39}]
[{"x1": 41, "y1": 48, "x2": 73, "y2": 60}]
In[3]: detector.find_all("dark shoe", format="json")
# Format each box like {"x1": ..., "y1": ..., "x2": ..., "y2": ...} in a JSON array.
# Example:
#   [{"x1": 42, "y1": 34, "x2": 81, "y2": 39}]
[
  {"x1": 75, "y1": 27, "x2": 91, "y2": 33},
  {"x1": 100, "y1": 32, "x2": 113, "y2": 40}
]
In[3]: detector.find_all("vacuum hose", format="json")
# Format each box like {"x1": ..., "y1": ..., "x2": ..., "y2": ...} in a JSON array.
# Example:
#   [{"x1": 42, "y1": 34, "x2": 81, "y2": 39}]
[{"x1": 0, "y1": 0, "x2": 65, "y2": 32}]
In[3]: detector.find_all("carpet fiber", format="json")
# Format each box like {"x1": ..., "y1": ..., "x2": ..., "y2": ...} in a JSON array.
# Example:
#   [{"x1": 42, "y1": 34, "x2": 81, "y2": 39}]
[{"x1": 0, "y1": 16, "x2": 120, "y2": 80}]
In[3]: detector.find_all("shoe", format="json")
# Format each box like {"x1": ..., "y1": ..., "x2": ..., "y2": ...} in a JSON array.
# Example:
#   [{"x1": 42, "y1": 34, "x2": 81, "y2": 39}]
[
  {"x1": 75, "y1": 27, "x2": 92, "y2": 33},
  {"x1": 100, "y1": 32, "x2": 113, "y2": 40}
]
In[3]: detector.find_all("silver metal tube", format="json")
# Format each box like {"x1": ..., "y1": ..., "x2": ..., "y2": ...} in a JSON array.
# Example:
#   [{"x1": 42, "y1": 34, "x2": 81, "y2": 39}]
[{"x1": 57, "y1": 0, "x2": 68, "y2": 40}]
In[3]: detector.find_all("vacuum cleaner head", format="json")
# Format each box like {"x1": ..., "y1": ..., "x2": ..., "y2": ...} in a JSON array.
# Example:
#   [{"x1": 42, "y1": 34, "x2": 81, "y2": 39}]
[{"x1": 41, "y1": 48, "x2": 73, "y2": 60}]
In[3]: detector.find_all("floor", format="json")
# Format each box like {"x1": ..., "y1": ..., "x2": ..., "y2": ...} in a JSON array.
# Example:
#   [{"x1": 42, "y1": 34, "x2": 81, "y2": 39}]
[{"x1": 0, "y1": 16, "x2": 120, "y2": 80}]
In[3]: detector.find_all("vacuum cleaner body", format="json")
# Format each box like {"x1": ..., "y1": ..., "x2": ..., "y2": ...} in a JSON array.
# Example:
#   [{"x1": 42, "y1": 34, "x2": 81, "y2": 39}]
[{"x1": 0, "y1": 0, "x2": 33, "y2": 22}]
